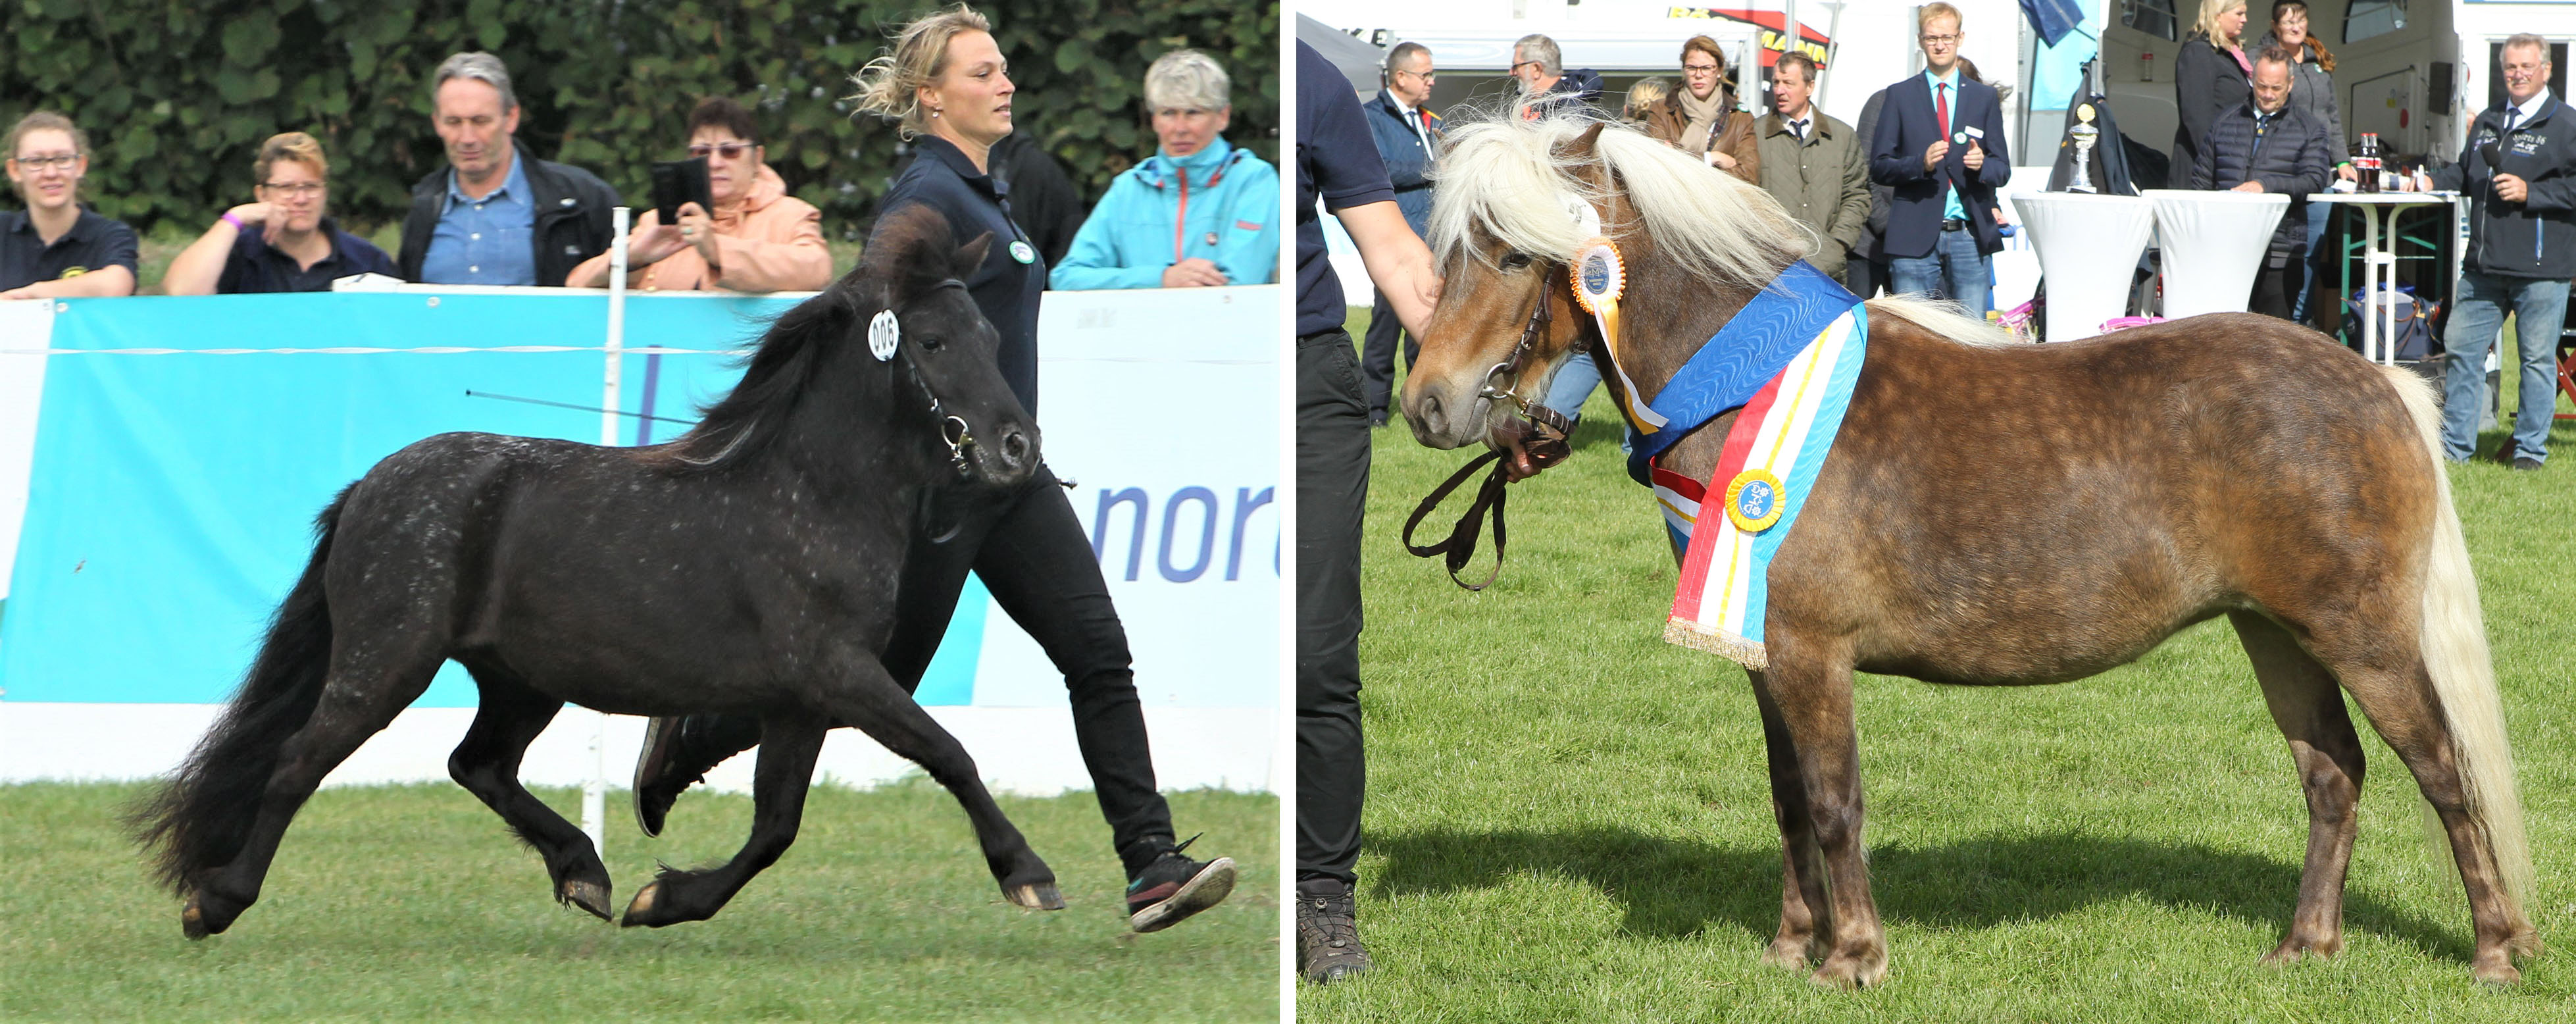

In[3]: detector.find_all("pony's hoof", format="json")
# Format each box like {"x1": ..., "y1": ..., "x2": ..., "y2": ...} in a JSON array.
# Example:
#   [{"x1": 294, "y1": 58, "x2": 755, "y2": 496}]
[
  {"x1": 1810, "y1": 950, "x2": 1888, "y2": 990},
  {"x1": 1760, "y1": 937, "x2": 1815, "y2": 970},
  {"x1": 619, "y1": 882, "x2": 663, "y2": 928},
  {"x1": 180, "y1": 896, "x2": 211, "y2": 940},
  {"x1": 561, "y1": 879, "x2": 613, "y2": 922},
  {"x1": 2261, "y1": 935, "x2": 2341, "y2": 965},
  {"x1": 1006, "y1": 882, "x2": 1065, "y2": 911},
  {"x1": 2472, "y1": 952, "x2": 2523, "y2": 986}
]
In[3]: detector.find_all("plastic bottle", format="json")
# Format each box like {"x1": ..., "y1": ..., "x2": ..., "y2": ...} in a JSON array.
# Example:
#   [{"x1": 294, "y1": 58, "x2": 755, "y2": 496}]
[{"x1": 2357, "y1": 134, "x2": 2383, "y2": 193}]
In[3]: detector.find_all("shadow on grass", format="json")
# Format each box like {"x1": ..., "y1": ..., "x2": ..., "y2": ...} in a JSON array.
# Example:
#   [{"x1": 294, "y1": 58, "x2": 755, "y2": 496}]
[{"x1": 1369, "y1": 825, "x2": 2473, "y2": 963}]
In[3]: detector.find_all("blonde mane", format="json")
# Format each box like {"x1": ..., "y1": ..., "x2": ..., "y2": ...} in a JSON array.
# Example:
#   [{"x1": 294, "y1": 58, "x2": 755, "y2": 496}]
[{"x1": 1428, "y1": 108, "x2": 2012, "y2": 347}]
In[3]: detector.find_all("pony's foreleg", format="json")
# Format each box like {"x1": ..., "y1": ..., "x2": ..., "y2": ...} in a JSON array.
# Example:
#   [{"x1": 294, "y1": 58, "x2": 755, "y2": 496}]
[
  {"x1": 620, "y1": 716, "x2": 824, "y2": 928},
  {"x1": 2231, "y1": 611, "x2": 2367, "y2": 964},
  {"x1": 1750, "y1": 674, "x2": 1832, "y2": 970},
  {"x1": 449, "y1": 667, "x2": 610, "y2": 921},
  {"x1": 1750, "y1": 644, "x2": 1887, "y2": 989},
  {"x1": 830, "y1": 663, "x2": 1061, "y2": 910},
  {"x1": 186, "y1": 655, "x2": 440, "y2": 938}
]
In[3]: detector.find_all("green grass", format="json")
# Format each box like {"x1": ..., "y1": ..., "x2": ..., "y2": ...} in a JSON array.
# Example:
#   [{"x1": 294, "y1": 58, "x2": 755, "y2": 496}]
[
  {"x1": 1305, "y1": 310, "x2": 2576, "y2": 1021},
  {"x1": 2, "y1": 779, "x2": 1276, "y2": 1022}
]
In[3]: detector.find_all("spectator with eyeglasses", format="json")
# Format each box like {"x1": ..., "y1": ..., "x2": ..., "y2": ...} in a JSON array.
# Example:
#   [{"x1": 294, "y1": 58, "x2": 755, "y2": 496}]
[
  {"x1": 567, "y1": 97, "x2": 831, "y2": 292},
  {"x1": 162, "y1": 132, "x2": 396, "y2": 295},
  {"x1": 1051, "y1": 48, "x2": 1279, "y2": 290},
  {"x1": 1642, "y1": 34, "x2": 1759, "y2": 182},
  {"x1": 1, "y1": 111, "x2": 137, "y2": 300},
  {"x1": 398, "y1": 51, "x2": 617, "y2": 288}
]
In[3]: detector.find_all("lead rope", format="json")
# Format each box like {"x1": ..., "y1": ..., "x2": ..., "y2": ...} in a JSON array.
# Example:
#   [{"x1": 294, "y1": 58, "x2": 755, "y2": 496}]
[{"x1": 1402, "y1": 267, "x2": 1575, "y2": 592}]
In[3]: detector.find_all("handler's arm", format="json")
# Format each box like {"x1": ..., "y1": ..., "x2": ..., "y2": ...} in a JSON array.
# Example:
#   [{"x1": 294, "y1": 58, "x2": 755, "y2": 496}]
[{"x1": 1335, "y1": 199, "x2": 1439, "y2": 338}]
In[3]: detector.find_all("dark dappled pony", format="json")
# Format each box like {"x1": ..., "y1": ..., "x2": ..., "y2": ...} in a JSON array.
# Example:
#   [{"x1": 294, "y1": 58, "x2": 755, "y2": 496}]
[
  {"x1": 1401, "y1": 114, "x2": 2538, "y2": 986},
  {"x1": 132, "y1": 205, "x2": 1066, "y2": 938}
]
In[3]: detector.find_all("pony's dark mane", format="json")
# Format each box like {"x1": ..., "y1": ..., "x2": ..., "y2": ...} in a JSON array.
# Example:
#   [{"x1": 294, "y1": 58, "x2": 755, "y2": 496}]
[{"x1": 657, "y1": 205, "x2": 961, "y2": 473}]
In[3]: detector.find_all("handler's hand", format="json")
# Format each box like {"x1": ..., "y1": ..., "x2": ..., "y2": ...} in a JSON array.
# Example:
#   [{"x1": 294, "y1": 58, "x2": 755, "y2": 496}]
[
  {"x1": 1706, "y1": 149, "x2": 1738, "y2": 170},
  {"x1": 223, "y1": 202, "x2": 273, "y2": 230},
  {"x1": 1961, "y1": 143, "x2": 1984, "y2": 171},
  {"x1": 2230, "y1": 181, "x2": 2265, "y2": 193},
  {"x1": 1923, "y1": 139, "x2": 1950, "y2": 172},
  {"x1": 1161, "y1": 258, "x2": 1230, "y2": 288},
  {"x1": 2496, "y1": 172, "x2": 2529, "y2": 203}
]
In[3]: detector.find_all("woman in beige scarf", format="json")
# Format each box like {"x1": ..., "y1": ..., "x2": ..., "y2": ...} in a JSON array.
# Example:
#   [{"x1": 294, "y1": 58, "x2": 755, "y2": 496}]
[{"x1": 1644, "y1": 34, "x2": 1759, "y2": 183}]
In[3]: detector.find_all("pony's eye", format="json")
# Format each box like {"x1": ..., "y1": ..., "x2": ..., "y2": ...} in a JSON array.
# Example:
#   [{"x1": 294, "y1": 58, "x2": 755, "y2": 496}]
[
  {"x1": 1500, "y1": 252, "x2": 1533, "y2": 270},
  {"x1": 918, "y1": 331, "x2": 944, "y2": 351}
]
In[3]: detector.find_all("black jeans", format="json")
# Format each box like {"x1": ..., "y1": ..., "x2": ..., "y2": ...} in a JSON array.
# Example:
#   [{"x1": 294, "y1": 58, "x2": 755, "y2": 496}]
[
  {"x1": 676, "y1": 467, "x2": 1174, "y2": 875},
  {"x1": 2249, "y1": 256, "x2": 2299, "y2": 322},
  {"x1": 1359, "y1": 288, "x2": 1421, "y2": 419},
  {"x1": 1298, "y1": 330, "x2": 1370, "y2": 885}
]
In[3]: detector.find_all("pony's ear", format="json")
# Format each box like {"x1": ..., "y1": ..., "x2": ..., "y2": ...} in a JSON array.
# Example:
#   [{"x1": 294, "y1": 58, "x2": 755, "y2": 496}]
[
  {"x1": 955, "y1": 231, "x2": 995, "y2": 278},
  {"x1": 1569, "y1": 122, "x2": 1607, "y2": 157}
]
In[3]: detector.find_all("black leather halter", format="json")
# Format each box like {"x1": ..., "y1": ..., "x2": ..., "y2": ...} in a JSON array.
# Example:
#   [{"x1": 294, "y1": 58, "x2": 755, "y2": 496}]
[{"x1": 1402, "y1": 265, "x2": 1592, "y2": 590}]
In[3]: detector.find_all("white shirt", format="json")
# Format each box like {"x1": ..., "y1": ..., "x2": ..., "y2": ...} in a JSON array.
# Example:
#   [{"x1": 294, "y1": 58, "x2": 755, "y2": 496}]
[
  {"x1": 1389, "y1": 92, "x2": 1435, "y2": 160},
  {"x1": 2504, "y1": 88, "x2": 2552, "y2": 132}
]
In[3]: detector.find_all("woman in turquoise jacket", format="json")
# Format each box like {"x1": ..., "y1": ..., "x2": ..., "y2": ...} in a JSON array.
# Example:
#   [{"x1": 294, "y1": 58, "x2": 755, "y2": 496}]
[{"x1": 1051, "y1": 49, "x2": 1280, "y2": 290}]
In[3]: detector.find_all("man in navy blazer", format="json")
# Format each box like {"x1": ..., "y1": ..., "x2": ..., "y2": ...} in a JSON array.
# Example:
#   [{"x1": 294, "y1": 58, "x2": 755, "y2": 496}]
[{"x1": 1869, "y1": 2, "x2": 2010, "y2": 319}]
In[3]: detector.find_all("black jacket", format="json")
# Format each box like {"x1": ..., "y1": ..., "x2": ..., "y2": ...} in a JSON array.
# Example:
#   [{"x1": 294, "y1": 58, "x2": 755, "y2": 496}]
[
  {"x1": 2171, "y1": 37, "x2": 2252, "y2": 181},
  {"x1": 397, "y1": 139, "x2": 619, "y2": 286},
  {"x1": 2431, "y1": 94, "x2": 2576, "y2": 278},
  {"x1": 2188, "y1": 102, "x2": 2332, "y2": 253}
]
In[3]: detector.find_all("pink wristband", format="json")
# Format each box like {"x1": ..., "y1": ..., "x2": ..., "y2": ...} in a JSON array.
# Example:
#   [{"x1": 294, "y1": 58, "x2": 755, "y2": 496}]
[{"x1": 220, "y1": 213, "x2": 245, "y2": 231}]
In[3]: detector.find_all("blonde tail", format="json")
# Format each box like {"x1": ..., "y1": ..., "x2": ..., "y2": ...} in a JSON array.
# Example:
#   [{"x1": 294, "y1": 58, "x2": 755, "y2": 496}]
[{"x1": 2378, "y1": 366, "x2": 2537, "y2": 950}]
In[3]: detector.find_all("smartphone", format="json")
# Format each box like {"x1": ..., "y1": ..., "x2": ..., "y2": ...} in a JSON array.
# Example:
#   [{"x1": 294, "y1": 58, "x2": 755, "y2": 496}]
[{"x1": 649, "y1": 157, "x2": 714, "y2": 225}]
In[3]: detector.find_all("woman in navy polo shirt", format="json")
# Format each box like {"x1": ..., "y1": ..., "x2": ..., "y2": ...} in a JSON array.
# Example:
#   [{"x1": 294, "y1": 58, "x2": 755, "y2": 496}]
[
  {"x1": 161, "y1": 132, "x2": 398, "y2": 295},
  {"x1": 626, "y1": 4, "x2": 1237, "y2": 935},
  {"x1": 1, "y1": 111, "x2": 138, "y2": 300}
]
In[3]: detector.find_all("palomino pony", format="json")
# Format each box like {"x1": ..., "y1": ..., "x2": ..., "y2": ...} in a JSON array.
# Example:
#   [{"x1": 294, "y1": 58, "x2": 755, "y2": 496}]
[
  {"x1": 132, "y1": 205, "x2": 1065, "y2": 938},
  {"x1": 1401, "y1": 114, "x2": 2537, "y2": 986}
]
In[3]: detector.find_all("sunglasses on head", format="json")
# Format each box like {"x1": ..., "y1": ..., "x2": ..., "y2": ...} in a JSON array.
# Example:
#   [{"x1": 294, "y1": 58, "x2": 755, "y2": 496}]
[{"x1": 688, "y1": 142, "x2": 754, "y2": 159}]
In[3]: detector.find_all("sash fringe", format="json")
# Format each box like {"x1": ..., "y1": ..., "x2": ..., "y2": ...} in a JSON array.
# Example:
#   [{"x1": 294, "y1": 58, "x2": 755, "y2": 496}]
[{"x1": 1663, "y1": 616, "x2": 1769, "y2": 669}]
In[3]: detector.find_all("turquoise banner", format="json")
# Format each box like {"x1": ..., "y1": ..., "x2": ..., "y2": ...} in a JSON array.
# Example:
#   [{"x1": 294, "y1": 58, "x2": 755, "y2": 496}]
[{"x1": 0, "y1": 292, "x2": 985, "y2": 706}]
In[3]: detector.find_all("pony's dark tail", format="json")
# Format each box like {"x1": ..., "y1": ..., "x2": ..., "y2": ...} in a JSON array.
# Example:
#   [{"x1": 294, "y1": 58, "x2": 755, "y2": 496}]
[{"x1": 128, "y1": 485, "x2": 353, "y2": 896}]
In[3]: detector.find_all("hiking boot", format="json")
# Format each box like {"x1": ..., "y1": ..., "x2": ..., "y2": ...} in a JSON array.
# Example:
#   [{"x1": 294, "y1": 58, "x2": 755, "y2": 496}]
[
  {"x1": 1126, "y1": 835, "x2": 1236, "y2": 933},
  {"x1": 1296, "y1": 879, "x2": 1374, "y2": 985}
]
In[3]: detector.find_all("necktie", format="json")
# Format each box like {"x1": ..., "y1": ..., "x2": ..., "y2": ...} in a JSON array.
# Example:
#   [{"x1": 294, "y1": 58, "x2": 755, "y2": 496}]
[
  {"x1": 1791, "y1": 118, "x2": 1809, "y2": 141},
  {"x1": 1936, "y1": 84, "x2": 1950, "y2": 137}
]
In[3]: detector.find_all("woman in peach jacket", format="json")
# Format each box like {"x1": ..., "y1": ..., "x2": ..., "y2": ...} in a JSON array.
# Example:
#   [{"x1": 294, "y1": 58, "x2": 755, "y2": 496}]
[{"x1": 567, "y1": 97, "x2": 832, "y2": 292}]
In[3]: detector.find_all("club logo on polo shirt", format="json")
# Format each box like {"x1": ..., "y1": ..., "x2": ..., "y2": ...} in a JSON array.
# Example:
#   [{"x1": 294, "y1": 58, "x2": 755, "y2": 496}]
[{"x1": 58, "y1": 267, "x2": 88, "y2": 278}]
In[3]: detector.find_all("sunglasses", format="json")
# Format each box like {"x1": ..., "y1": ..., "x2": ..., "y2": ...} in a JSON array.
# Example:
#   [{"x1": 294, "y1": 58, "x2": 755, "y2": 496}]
[{"x1": 687, "y1": 142, "x2": 755, "y2": 159}]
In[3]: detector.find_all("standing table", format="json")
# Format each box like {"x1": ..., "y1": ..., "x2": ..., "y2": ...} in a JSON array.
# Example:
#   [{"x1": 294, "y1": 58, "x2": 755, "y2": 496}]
[{"x1": 2306, "y1": 192, "x2": 2462, "y2": 365}]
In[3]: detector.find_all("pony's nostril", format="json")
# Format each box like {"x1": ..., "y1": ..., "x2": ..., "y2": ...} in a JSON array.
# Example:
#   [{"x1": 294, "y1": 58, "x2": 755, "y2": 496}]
[
  {"x1": 1420, "y1": 393, "x2": 1446, "y2": 436},
  {"x1": 1003, "y1": 430, "x2": 1030, "y2": 463}
]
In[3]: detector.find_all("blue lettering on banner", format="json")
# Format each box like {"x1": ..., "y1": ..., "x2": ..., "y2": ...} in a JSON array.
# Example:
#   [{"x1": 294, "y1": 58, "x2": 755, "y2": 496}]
[{"x1": 1090, "y1": 485, "x2": 1277, "y2": 582}]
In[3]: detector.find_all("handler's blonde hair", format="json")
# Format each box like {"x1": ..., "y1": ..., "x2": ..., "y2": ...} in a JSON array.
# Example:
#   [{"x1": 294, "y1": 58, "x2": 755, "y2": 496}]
[
  {"x1": 253, "y1": 132, "x2": 328, "y2": 186},
  {"x1": 850, "y1": 4, "x2": 994, "y2": 140}
]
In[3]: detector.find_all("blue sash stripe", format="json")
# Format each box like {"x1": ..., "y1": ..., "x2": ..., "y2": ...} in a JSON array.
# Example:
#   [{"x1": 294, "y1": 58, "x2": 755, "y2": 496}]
[
  {"x1": 1736, "y1": 303, "x2": 1869, "y2": 642},
  {"x1": 1630, "y1": 261, "x2": 1860, "y2": 468}
]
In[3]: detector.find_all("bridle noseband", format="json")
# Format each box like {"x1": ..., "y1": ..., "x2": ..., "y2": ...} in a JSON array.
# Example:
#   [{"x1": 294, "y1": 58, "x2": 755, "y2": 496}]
[{"x1": 1477, "y1": 265, "x2": 1582, "y2": 471}]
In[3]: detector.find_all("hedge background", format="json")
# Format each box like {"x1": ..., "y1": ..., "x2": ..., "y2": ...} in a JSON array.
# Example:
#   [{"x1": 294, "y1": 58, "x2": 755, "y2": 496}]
[{"x1": 3, "y1": 0, "x2": 1279, "y2": 242}]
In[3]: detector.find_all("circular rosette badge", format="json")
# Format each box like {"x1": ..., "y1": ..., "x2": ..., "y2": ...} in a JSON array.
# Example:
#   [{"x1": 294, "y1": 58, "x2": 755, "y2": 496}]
[
  {"x1": 1571, "y1": 240, "x2": 1625, "y2": 315},
  {"x1": 868, "y1": 309, "x2": 901, "y2": 361},
  {"x1": 1724, "y1": 469, "x2": 1786, "y2": 532}
]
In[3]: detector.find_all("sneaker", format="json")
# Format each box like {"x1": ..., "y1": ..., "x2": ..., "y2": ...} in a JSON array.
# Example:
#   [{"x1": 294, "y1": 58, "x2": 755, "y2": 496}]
[
  {"x1": 1126, "y1": 836, "x2": 1236, "y2": 933},
  {"x1": 1296, "y1": 880, "x2": 1374, "y2": 985},
  {"x1": 2513, "y1": 456, "x2": 2543, "y2": 471}
]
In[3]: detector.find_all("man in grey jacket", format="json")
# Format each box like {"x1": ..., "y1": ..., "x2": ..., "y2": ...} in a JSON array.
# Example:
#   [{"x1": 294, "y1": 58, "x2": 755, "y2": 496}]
[
  {"x1": 2423, "y1": 34, "x2": 2575, "y2": 469},
  {"x1": 1755, "y1": 53, "x2": 1869, "y2": 281},
  {"x1": 2188, "y1": 48, "x2": 2331, "y2": 320}
]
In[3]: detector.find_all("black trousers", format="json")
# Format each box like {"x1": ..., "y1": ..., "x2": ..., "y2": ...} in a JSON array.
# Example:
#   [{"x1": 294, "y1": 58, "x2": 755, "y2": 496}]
[
  {"x1": 2249, "y1": 256, "x2": 2299, "y2": 322},
  {"x1": 1843, "y1": 255, "x2": 1889, "y2": 299},
  {"x1": 680, "y1": 468, "x2": 1174, "y2": 875},
  {"x1": 1359, "y1": 288, "x2": 1421, "y2": 419},
  {"x1": 1297, "y1": 330, "x2": 1370, "y2": 886}
]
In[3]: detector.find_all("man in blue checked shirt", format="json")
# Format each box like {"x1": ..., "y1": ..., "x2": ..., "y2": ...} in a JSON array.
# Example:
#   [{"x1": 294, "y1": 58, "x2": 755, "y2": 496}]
[{"x1": 396, "y1": 52, "x2": 618, "y2": 288}]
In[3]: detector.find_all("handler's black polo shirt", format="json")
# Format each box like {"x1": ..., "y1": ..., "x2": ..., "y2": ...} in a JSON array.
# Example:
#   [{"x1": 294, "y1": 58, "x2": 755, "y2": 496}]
[
  {"x1": 877, "y1": 135, "x2": 1044, "y2": 415},
  {"x1": 0, "y1": 207, "x2": 139, "y2": 292},
  {"x1": 1296, "y1": 41, "x2": 1398, "y2": 338},
  {"x1": 216, "y1": 218, "x2": 399, "y2": 294}
]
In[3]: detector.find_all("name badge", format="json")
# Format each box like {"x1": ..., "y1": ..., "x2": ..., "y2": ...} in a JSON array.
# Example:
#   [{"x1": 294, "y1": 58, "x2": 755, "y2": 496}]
[
  {"x1": 1963, "y1": 124, "x2": 1984, "y2": 140},
  {"x1": 1009, "y1": 240, "x2": 1036, "y2": 265}
]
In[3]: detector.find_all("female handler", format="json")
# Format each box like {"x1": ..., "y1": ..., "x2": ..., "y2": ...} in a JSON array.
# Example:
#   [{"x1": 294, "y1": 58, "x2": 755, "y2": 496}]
[{"x1": 632, "y1": 3, "x2": 1234, "y2": 934}]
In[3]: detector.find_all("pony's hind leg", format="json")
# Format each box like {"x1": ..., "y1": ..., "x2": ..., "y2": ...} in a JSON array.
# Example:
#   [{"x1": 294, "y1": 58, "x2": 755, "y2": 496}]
[
  {"x1": 184, "y1": 653, "x2": 443, "y2": 938},
  {"x1": 1749, "y1": 644, "x2": 1887, "y2": 989},
  {"x1": 620, "y1": 715, "x2": 825, "y2": 928},
  {"x1": 449, "y1": 664, "x2": 611, "y2": 920},
  {"x1": 2231, "y1": 611, "x2": 2367, "y2": 963}
]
